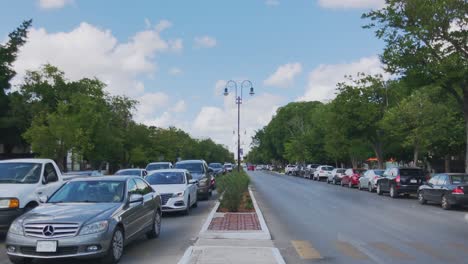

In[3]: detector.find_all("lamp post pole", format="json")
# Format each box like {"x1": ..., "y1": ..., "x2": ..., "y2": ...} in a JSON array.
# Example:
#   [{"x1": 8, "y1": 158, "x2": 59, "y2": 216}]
[{"x1": 224, "y1": 80, "x2": 254, "y2": 172}]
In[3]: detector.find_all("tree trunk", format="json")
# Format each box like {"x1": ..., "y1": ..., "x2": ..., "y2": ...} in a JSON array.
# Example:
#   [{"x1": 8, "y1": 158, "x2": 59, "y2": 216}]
[
  {"x1": 372, "y1": 141, "x2": 384, "y2": 169},
  {"x1": 413, "y1": 145, "x2": 419, "y2": 167},
  {"x1": 444, "y1": 154, "x2": 451, "y2": 173},
  {"x1": 464, "y1": 87, "x2": 468, "y2": 173}
]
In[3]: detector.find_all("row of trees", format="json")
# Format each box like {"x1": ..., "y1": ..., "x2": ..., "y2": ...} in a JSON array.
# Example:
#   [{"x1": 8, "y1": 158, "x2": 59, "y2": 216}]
[
  {"x1": 0, "y1": 21, "x2": 234, "y2": 171},
  {"x1": 247, "y1": 0, "x2": 467, "y2": 172}
]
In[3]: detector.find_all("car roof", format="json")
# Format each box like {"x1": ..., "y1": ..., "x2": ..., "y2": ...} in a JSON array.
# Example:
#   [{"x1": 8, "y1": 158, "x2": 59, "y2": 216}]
[
  {"x1": 147, "y1": 162, "x2": 172, "y2": 165},
  {"x1": 148, "y1": 169, "x2": 188, "y2": 173},
  {"x1": 118, "y1": 168, "x2": 143, "y2": 171},
  {"x1": 176, "y1": 160, "x2": 204, "y2": 164},
  {"x1": 0, "y1": 158, "x2": 54, "y2": 164},
  {"x1": 69, "y1": 176, "x2": 137, "y2": 182}
]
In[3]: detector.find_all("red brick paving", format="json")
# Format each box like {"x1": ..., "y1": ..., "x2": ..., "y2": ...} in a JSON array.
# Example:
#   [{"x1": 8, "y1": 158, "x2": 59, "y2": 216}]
[{"x1": 208, "y1": 213, "x2": 261, "y2": 231}]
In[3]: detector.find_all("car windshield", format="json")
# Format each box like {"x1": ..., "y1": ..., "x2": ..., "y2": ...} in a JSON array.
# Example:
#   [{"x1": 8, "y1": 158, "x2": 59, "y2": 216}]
[
  {"x1": 374, "y1": 170, "x2": 385, "y2": 176},
  {"x1": 176, "y1": 163, "x2": 203, "y2": 173},
  {"x1": 450, "y1": 175, "x2": 466, "y2": 184},
  {"x1": 224, "y1": 164, "x2": 232, "y2": 168},
  {"x1": 337, "y1": 169, "x2": 345, "y2": 173},
  {"x1": 209, "y1": 163, "x2": 223, "y2": 168},
  {"x1": 146, "y1": 164, "x2": 169, "y2": 171},
  {"x1": 115, "y1": 170, "x2": 141, "y2": 176},
  {"x1": 146, "y1": 172, "x2": 185, "y2": 185},
  {"x1": 323, "y1": 167, "x2": 333, "y2": 171},
  {"x1": 48, "y1": 181, "x2": 125, "y2": 203},
  {"x1": 0, "y1": 163, "x2": 42, "y2": 184},
  {"x1": 400, "y1": 169, "x2": 424, "y2": 177}
]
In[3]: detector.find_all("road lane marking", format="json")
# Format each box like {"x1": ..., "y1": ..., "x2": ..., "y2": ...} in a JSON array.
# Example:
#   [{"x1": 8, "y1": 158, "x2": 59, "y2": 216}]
[
  {"x1": 291, "y1": 240, "x2": 322, "y2": 259},
  {"x1": 336, "y1": 241, "x2": 369, "y2": 260},
  {"x1": 370, "y1": 242, "x2": 414, "y2": 260},
  {"x1": 407, "y1": 242, "x2": 454, "y2": 262}
]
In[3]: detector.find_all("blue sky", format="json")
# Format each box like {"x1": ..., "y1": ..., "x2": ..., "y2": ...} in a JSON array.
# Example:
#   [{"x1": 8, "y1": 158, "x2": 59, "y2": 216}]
[{"x1": 1, "y1": 0, "x2": 387, "y2": 154}]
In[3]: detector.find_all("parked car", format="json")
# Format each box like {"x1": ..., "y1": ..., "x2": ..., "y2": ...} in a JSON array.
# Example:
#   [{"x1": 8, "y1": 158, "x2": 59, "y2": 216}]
[
  {"x1": 115, "y1": 168, "x2": 147, "y2": 177},
  {"x1": 0, "y1": 159, "x2": 65, "y2": 233},
  {"x1": 285, "y1": 164, "x2": 297, "y2": 175},
  {"x1": 145, "y1": 162, "x2": 173, "y2": 172},
  {"x1": 313, "y1": 165, "x2": 334, "y2": 181},
  {"x1": 175, "y1": 160, "x2": 214, "y2": 200},
  {"x1": 247, "y1": 164, "x2": 255, "y2": 171},
  {"x1": 304, "y1": 164, "x2": 320, "y2": 179},
  {"x1": 63, "y1": 170, "x2": 103, "y2": 177},
  {"x1": 5, "y1": 176, "x2": 161, "y2": 264},
  {"x1": 327, "y1": 168, "x2": 346, "y2": 184},
  {"x1": 341, "y1": 168, "x2": 367, "y2": 188},
  {"x1": 376, "y1": 167, "x2": 425, "y2": 198},
  {"x1": 224, "y1": 163, "x2": 233, "y2": 172},
  {"x1": 418, "y1": 173, "x2": 468, "y2": 210},
  {"x1": 146, "y1": 169, "x2": 198, "y2": 214},
  {"x1": 208, "y1": 163, "x2": 225, "y2": 176},
  {"x1": 358, "y1": 169, "x2": 385, "y2": 191}
]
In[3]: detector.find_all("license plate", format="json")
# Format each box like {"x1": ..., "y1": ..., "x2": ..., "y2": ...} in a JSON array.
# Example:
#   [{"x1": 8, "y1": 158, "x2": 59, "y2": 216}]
[
  {"x1": 36, "y1": 241, "x2": 57, "y2": 252},
  {"x1": 410, "y1": 179, "x2": 417, "y2": 183}
]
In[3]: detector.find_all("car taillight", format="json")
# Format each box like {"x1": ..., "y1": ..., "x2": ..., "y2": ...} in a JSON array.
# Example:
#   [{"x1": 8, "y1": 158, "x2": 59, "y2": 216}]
[
  {"x1": 395, "y1": 175, "x2": 401, "y2": 184},
  {"x1": 452, "y1": 187, "x2": 464, "y2": 195}
]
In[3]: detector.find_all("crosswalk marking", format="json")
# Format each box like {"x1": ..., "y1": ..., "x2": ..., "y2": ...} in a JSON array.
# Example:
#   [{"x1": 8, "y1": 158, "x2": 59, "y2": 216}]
[
  {"x1": 370, "y1": 242, "x2": 414, "y2": 260},
  {"x1": 335, "y1": 241, "x2": 369, "y2": 260},
  {"x1": 407, "y1": 242, "x2": 454, "y2": 262},
  {"x1": 291, "y1": 240, "x2": 322, "y2": 259}
]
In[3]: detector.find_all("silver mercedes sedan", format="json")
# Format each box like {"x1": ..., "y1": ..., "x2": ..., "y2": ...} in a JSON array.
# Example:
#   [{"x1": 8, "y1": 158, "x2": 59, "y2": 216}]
[{"x1": 5, "y1": 176, "x2": 162, "y2": 264}]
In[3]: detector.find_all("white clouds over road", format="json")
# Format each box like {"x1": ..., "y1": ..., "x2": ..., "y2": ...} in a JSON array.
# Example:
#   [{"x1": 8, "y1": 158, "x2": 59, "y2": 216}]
[
  {"x1": 264, "y1": 62, "x2": 302, "y2": 88},
  {"x1": 194, "y1": 36, "x2": 217, "y2": 48},
  {"x1": 317, "y1": 0, "x2": 385, "y2": 9},
  {"x1": 298, "y1": 55, "x2": 388, "y2": 102},
  {"x1": 38, "y1": 0, "x2": 73, "y2": 9}
]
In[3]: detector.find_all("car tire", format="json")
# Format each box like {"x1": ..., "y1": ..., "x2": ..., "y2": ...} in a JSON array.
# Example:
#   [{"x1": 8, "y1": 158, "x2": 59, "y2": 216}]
[
  {"x1": 348, "y1": 182, "x2": 353, "y2": 188},
  {"x1": 357, "y1": 183, "x2": 361, "y2": 190},
  {"x1": 183, "y1": 197, "x2": 190, "y2": 216},
  {"x1": 102, "y1": 227, "x2": 125, "y2": 264},
  {"x1": 192, "y1": 198, "x2": 198, "y2": 208},
  {"x1": 418, "y1": 192, "x2": 427, "y2": 205},
  {"x1": 333, "y1": 179, "x2": 336, "y2": 185},
  {"x1": 8, "y1": 256, "x2": 32, "y2": 264},
  {"x1": 389, "y1": 185, "x2": 398, "y2": 198},
  {"x1": 340, "y1": 181, "x2": 344, "y2": 187},
  {"x1": 441, "y1": 195, "x2": 451, "y2": 210},
  {"x1": 368, "y1": 184, "x2": 373, "y2": 192},
  {"x1": 147, "y1": 210, "x2": 162, "y2": 239},
  {"x1": 376, "y1": 183, "x2": 382, "y2": 195}
]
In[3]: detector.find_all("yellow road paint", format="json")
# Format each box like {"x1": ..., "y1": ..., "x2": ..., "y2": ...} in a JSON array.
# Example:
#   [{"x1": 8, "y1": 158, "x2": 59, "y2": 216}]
[
  {"x1": 335, "y1": 241, "x2": 369, "y2": 260},
  {"x1": 291, "y1": 240, "x2": 322, "y2": 259},
  {"x1": 370, "y1": 242, "x2": 413, "y2": 260},
  {"x1": 407, "y1": 242, "x2": 454, "y2": 262}
]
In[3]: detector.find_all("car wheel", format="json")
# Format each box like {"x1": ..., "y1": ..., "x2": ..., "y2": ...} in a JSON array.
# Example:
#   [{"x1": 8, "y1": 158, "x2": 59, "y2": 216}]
[
  {"x1": 102, "y1": 227, "x2": 124, "y2": 264},
  {"x1": 376, "y1": 183, "x2": 382, "y2": 195},
  {"x1": 192, "y1": 198, "x2": 198, "y2": 208},
  {"x1": 418, "y1": 192, "x2": 427, "y2": 205},
  {"x1": 183, "y1": 197, "x2": 191, "y2": 216},
  {"x1": 348, "y1": 181, "x2": 353, "y2": 188},
  {"x1": 368, "y1": 183, "x2": 373, "y2": 192},
  {"x1": 147, "y1": 210, "x2": 162, "y2": 239},
  {"x1": 8, "y1": 256, "x2": 32, "y2": 264},
  {"x1": 357, "y1": 183, "x2": 361, "y2": 190},
  {"x1": 340, "y1": 181, "x2": 344, "y2": 187},
  {"x1": 389, "y1": 185, "x2": 398, "y2": 198},
  {"x1": 333, "y1": 179, "x2": 336, "y2": 185},
  {"x1": 441, "y1": 195, "x2": 451, "y2": 210}
]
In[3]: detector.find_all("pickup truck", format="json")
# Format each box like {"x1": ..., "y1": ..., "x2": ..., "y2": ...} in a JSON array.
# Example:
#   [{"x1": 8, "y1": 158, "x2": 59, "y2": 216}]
[{"x1": 0, "y1": 159, "x2": 66, "y2": 232}]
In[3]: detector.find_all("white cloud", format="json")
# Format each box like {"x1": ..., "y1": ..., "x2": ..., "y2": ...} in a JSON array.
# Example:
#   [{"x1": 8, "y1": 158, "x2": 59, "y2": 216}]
[
  {"x1": 169, "y1": 67, "x2": 182, "y2": 75},
  {"x1": 170, "y1": 100, "x2": 187, "y2": 113},
  {"x1": 298, "y1": 55, "x2": 389, "y2": 102},
  {"x1": 155, "y1": 20, "x2": 172, "y2": 32},
  {"x1": 317, "y1": 0, "x2": 385, "y2": 9},
  {"x1": 38, "y1": 0, "x2": 73, "y2": 9},
  {"x1": 12, "y1": 21, "x2": 181, "y2": 97},
  {"x1": 194, "y1": 36, "x2": 217, "y2": 48},
  {"x1": 192, "y1": 93, "x2": 283, "y2": 154},
  {"x1": 265, "y1": 0, "x2": 280, "y2": 6},
  {"x1": 264, "y1": 62, "x2": 302, "y2": 88},
  {"x1": 168, "y1": 39, "x2": 183, "y2": 52},
  {"x1": 134, "y1": 92, "x2": 169, "y2": 123}
]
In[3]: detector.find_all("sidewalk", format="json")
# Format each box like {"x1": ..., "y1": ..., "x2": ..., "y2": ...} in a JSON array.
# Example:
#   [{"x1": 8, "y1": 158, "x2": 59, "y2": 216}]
[{"x1": 178, "y1": 187, "x2": 285, "y2": 264}]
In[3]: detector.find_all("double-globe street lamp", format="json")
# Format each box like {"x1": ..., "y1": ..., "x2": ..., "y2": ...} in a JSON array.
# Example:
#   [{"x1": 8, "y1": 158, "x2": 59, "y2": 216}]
[{"x1": 224, "y1": 80, "x2": 254, "y2": 172}]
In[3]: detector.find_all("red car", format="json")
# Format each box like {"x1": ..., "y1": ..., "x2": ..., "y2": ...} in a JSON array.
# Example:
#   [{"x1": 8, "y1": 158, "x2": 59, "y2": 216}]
[
  {"x1": 247, "y1": 165, "x2": 255, "y2": 171},
  {"x1": 341, "y1": 168, "x2": 367, "y2": 188}
]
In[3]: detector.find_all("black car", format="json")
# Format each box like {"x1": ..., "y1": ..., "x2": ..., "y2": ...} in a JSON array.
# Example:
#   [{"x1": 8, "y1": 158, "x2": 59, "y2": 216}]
[
  {"x1": 376, "y1": 167, "x2": 426, "y2": 198},
  {"x1": 175, "y1": 160, "x2": 214, "y2": 200},
  {"x1": 418, "y1": 173, "x2": 468, "y2": 210},
  {"x1": 209, "y1": 163, "x2": 225, "y2": 176}
]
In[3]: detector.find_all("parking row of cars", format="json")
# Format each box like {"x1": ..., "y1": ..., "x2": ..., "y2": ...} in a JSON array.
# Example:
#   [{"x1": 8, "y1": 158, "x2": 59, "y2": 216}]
[
  {"x1": 285, "y1": 164, "x2": 468, "y2": 210},
  {"x1": 0, "y1": 158, "x2": 230, "y2": 264}
]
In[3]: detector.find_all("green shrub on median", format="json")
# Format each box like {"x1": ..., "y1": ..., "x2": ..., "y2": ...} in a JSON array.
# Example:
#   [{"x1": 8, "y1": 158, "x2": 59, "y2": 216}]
[{"x1": 216, "y1": 170, "x2": 250, "y2": 212}]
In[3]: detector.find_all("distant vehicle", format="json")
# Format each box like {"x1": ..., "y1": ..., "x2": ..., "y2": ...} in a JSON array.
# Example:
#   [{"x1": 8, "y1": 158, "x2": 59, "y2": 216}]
[
  {"x1": 285, "y1": 164, "x2": 297, "y2": 175},
  {"x1": 224, "y1": 163, "x2": 233, "y2": 172},
  {"x1": 63, "y1": 170, "x2": 103, "y2": 177},
  {"x1": 146, "y1": 162, "x2": 173, "y2": 172},
  {"x1": 208, "y1": 163, "x2": 225, "y2": 176},
  {"x1": 175, "y1": 160, "x2": 214, "y2": 200},
  {"x1": 115, "y1": 168, "x2": 147, "y2": 177},
  {"x1": 146, "y1": 169, "x2": 198, "y2": 214},
  {"x1": 304, "y1": 164, "x2": 320, "y2": 179},
  {"x1": 247, "y1": 165, "x2": 255, "y2": 171},
  {"x1": 376, "y1": 167, "x2": 425, "y2": 198},
  {"x1": 328, "y1": 168, "x2": 346, "y2": 184},
  {"x1": 418, "y1": 173, "x2": 468, "y2": 210},
  {"x1": 358, "y1": 169, "x2": 385, "y2": 191},
  {"x1": 0, "y1": 159, "x2": 65, "y2": 232},
  {"x1": 5, "y1": 176, "x2": 161, "y2": 264},
  {"x1": 341, "y1": 168, "x2": 367, "y2": 188},
  {"x1": 313, "y1": 165, "x2": 334, "y2": 181}
]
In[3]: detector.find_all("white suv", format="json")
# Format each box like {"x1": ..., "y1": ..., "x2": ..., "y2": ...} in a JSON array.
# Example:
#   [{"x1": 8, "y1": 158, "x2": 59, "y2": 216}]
[
  {"x1": 313, "y1": 165, "x2": 334, "y2": 181},
  {"x1": 285, "y1": 164, "x2": 297, "y2": 175}
]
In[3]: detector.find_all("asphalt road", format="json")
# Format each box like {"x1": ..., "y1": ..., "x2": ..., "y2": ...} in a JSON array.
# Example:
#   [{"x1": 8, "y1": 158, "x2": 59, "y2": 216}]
[
  {"x1": 0, "y1": 192, "x2": 217, "y2": 264},
  {"x1": 249, "y1": 170, "x2": 468, "y2": 264}
]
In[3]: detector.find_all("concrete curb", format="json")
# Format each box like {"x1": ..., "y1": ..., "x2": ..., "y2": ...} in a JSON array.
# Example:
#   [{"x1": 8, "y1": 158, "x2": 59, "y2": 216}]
[
  {"x1": 177, "y1": 246, "x2": 194, "y2": 264},
  {"x1": 178, "y1": 246, "x2": 286, "y2": 264},
  {"x1": 197, "y1": 186, "x2": 271, "y2": 240}
]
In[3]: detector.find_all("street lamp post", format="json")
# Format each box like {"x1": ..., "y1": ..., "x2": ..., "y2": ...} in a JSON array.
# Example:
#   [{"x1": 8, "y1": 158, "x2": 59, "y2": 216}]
[{"x1": 224, "y1": 80, "x2": 254, "y2": 172}]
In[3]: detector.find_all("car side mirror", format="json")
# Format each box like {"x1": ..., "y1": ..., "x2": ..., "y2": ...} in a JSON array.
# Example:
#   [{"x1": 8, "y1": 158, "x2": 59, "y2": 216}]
[
  {"x1": 39, "y1": 195, "x2": 48, "y2": 203},
  {"x1": 189, "y1": 179, "x2": 198, "y2": 184},
  {"x1": 129, "y1": 194, "x2": 144, "y2": 204}
]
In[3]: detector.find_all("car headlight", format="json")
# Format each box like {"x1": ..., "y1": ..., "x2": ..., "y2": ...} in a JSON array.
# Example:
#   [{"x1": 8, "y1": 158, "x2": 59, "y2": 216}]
[
  {"x1": 0, "y1": 198, "x2": 19, "y2": 209},
  {"x1": 9, "y1": 220, "x2": 24, "y2": 235},
  {"x1": 198, "y1": 178, "x2": 208, "y2": 186},
  {"x1": 172, "y1": 191, "x2": 184, "y2": 198},
  {"x1": 79, "y1": 221, "x2": 108, "y2": 235}
]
